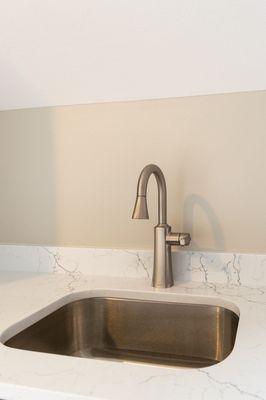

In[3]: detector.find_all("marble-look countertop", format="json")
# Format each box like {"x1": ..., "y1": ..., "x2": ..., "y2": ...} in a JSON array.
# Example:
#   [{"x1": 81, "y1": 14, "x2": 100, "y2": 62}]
[{"x1": 0, "y1": 271, "x2": 265, "y2": 400}]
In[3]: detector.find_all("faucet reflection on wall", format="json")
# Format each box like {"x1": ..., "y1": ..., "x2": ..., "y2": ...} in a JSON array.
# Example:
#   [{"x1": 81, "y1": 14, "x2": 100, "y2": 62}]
[{"x1": 132, "y1": 164, "x2": 191, "y2": 288}]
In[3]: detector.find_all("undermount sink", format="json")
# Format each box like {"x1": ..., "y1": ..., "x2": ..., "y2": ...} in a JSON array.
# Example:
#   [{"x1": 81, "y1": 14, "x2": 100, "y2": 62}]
[{"x1": 4, "y1": 297, "x2": 239, "y2": 368}]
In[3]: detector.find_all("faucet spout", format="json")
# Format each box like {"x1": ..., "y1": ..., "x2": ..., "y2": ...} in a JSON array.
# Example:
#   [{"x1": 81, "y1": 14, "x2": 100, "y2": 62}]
[
  {"x1": 132, "y1": 195, "x2": 149, "y2": 219},
  {"x1": 132, "y1": 164, "x2": 167, "y2": 225}
]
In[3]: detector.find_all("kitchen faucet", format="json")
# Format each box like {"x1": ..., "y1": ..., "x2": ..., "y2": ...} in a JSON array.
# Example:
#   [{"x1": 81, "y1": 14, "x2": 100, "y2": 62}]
[{"x1": 132, "y1": 164, "x2": 191, "y2": 288}]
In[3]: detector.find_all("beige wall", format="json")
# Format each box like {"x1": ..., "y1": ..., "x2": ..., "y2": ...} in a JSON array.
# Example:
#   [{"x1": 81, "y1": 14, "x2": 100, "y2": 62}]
[{"x1": 0, "y1": 91, "x2": 266, "y2": 253}]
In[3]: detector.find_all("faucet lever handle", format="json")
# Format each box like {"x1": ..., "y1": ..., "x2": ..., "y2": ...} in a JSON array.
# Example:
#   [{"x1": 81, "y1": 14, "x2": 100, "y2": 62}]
[{"x1": 166, "y1": 232, "x2": 191, "y2": 246}]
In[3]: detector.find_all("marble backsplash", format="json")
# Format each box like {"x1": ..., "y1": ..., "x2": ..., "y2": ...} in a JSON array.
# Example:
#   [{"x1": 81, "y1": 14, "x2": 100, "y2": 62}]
[{"x1": 0, "y1": 244, "x2": 265, "y2": 288}]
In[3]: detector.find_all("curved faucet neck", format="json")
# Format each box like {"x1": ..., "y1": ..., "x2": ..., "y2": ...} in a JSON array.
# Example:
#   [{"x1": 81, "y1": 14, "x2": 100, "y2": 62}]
[{"x1": 136, "y1": 164, "x2": 167, "y2": 225}]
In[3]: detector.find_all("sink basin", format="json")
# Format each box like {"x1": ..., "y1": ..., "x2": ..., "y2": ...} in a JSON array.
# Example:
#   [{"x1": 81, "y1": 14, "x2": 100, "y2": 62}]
[{"x1": 4, "y1": 297, "x2": 239, "y2": 368}]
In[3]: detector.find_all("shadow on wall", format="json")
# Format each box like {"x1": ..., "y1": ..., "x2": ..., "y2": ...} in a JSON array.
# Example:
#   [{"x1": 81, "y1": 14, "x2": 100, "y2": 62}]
[
  {"x1": 183, "y1": 194, "x2": 225, "y2": 252},
  {"x1": 0, "y1": 106, "x2": 56, "y2": 245}
]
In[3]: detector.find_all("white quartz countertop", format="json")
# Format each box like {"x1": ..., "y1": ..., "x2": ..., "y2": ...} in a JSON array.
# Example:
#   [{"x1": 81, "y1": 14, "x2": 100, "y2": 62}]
[{"x1": 0, "y1": 271, "x2": 265, "y2": 400}]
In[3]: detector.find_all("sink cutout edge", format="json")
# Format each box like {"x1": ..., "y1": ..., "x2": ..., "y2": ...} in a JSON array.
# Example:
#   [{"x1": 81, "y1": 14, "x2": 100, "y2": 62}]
[{"x1": 0, "y1": 288, "x2": 240, "y2": 345}]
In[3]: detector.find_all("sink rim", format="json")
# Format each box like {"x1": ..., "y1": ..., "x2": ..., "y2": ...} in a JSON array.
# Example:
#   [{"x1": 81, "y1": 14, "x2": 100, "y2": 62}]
[{"x1": 0, "y1": 288, "x2": 240, "y2": 346}]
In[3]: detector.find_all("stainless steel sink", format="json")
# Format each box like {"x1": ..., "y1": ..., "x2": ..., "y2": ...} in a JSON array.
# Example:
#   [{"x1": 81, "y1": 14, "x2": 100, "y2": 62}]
[{"x1": 4, "y1": 297, "x2": 239, "y2": 368}]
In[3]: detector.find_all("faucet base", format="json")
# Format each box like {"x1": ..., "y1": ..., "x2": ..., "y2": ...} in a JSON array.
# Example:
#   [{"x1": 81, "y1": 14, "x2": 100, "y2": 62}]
[{"x1": 152, "y1": 225, "x2": 174, "y2": 288}]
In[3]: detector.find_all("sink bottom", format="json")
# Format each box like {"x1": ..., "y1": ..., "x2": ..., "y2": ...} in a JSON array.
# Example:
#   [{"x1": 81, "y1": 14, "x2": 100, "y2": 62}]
[
  {"x1": 73, "y1": 347, "x2": 218, "y2": 368},
  {"x1": 4, "y1": 297, "x2": 239, "y2": 368}
]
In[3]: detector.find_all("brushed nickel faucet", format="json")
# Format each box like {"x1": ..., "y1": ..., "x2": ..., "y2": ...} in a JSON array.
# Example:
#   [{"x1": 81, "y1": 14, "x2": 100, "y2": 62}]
[{"x1": 132, "y1": 164, "x2": 191, "y2": 288}]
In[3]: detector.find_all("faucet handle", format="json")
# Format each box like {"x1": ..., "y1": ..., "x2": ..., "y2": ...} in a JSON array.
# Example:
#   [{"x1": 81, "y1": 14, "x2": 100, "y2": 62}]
[
  {"x1": 179, "y1": 233, "x2": 191, "y2": 246},
  {"x1": 166, "y1": 232, "x2": 191, "y2": 246}
]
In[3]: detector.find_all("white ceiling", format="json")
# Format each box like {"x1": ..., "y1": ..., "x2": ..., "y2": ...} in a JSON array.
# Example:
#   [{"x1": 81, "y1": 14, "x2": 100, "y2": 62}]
[{"x1": 0, "y1": 0, "x2": 266, "y2": 110}]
